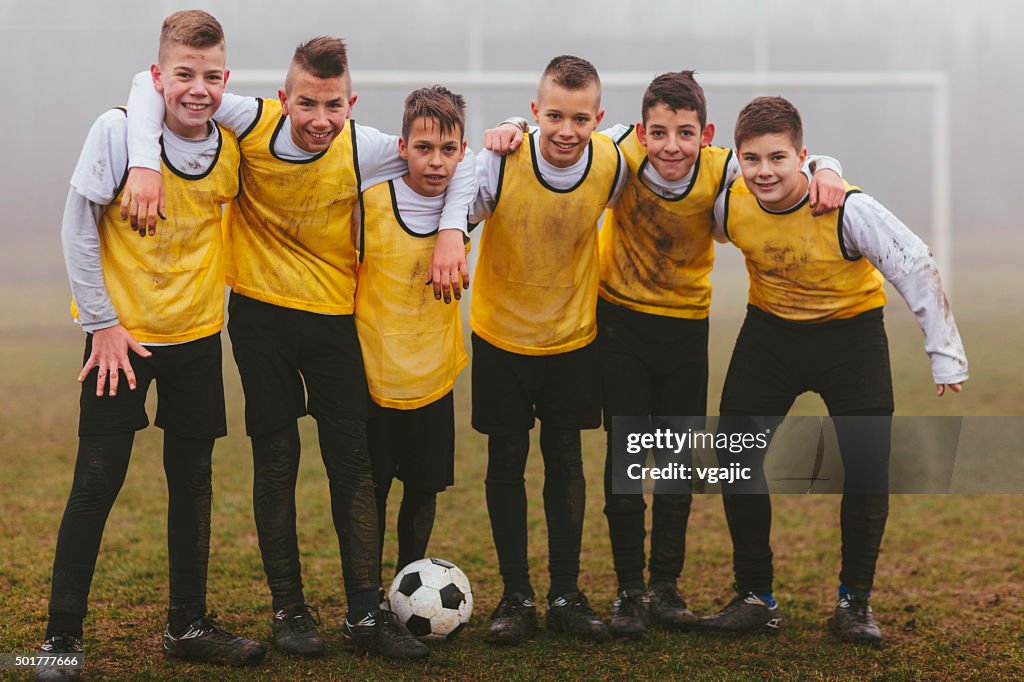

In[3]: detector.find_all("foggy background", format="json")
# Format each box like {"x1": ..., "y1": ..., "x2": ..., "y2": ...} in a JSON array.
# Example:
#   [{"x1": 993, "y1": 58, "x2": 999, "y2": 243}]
[{"x1": 1, "y1": 0, "x2": 1020, "y2": 288}]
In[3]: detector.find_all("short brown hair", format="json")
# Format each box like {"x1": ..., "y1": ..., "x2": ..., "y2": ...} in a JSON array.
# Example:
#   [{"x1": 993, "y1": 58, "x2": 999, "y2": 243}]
[
  {"x1": 734, "y1": 96, "x2": 803, "y2": 150},
  {"x1": 158, "y1": 10, "x2": 224, "y2": 63},
  {"x1": 402, "y1": 86, "x2": 466, "y2": 140},
  {"x1": 541, "y1": 54, "x2": 601, "y2": 92},
  {"x1": 642, "y1": 71, "x2": 707, "y2": 128},
  {"x1": 287, "y1": 36, "x2": 349, "y2": 90}
]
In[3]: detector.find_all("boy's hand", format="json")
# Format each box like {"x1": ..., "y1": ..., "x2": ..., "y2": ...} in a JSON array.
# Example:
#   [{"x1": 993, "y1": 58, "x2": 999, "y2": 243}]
[
  {"x1": 428, "y1": 229, "x2": 470, "y2": 304},
  {"x1": 483, "y1": 122, "x2": 524, "y2": 155},
  {"x1": 808, "y1": 169, "x2": 845, "y2": 216},
  {"x1": 936, "y1": 382, "x2": 964, "y2": 397},
  {"x1": 120, "y1": 167, "x2": 166, "y2": 236},
  {"x1": 79, "y1": 324, "x2": 152, "y2": 397}
]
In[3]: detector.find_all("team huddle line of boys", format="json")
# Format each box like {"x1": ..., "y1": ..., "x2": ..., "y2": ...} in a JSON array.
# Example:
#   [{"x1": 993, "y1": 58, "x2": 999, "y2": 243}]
[{"x1": 37, "y1": 9, "x2": 968, "y2": 678}]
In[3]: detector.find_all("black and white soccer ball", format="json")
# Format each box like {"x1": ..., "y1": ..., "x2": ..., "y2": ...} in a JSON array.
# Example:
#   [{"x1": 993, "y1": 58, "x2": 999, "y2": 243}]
[{"x1": 386, "y1": 558, "x2": 473, "y2": 641}]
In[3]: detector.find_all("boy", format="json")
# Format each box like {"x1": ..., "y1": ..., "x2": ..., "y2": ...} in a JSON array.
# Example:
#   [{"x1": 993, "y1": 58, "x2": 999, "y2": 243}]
[
  {"x1": 38, "y1": 11, "x2": 265, "y2": 681},
  {"x1": 488, "y1": 71, "x2": 846, "y2": 638},
  {"x1": 353, "y1": 86, "x2": 469, "y2": 587},
  {"x1": 471, "y1": 55, "x2": 626, "y2": 646},
  {"x1": 697, "y1": 96, "x2": 967, "y2": 643},
  {"x1": 123, "y1": 37, "x2": 476, "y2": 660}
]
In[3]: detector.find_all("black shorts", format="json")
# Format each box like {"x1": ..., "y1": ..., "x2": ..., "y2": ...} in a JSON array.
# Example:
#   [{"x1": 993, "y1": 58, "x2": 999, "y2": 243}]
[
  {"x1": 471, "y1": 333, "x2": 602, "y2": 435},
  {"x1": 78, "y1": 332, "x2": 226, "y2": 439},
  {"x1": 720, "y1": 305, "x2": 894, "y2": 415},
  {"x1": 227, "y1": 292, "x2": 369, "y2": 437},
  {"x1": 367, "y1": 391, "x2": 455, "y2": 492},
  {"x1": 598, "y1": 298, "x2": 709, "y2": 425}
]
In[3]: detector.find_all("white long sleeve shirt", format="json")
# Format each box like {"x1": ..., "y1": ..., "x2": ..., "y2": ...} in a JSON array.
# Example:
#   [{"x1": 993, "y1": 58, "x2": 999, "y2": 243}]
[
  {"x1": 63, "y1": 109, "x2": 222, "y2": 337},
  {"x1": 126, "y1": 71, "x2": 475, "y2": 235},
  {"x1": 712, "y1": 186, "x2": 969, "y2": 385}
]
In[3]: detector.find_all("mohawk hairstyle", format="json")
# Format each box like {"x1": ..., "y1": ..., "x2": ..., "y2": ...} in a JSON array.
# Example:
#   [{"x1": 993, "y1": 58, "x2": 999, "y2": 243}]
[
  {"x1": 158, "y1": 9, "x2": 224, "y2": 63},
  {"x1": 734, "y1": 96, "x2": 804, "y2": 150},
  {"x1": 541, "y1": 54, "x2": 601, "y2": 91},
  {"x1": 402, "y1": 86, "x2": 467, "y2": 140},
  {"x1": 642, "y1": 70, "x2": 707, "y2": 127},
  {"x1": 287, "y1": 36, "x2": 349, "y2": 90}
]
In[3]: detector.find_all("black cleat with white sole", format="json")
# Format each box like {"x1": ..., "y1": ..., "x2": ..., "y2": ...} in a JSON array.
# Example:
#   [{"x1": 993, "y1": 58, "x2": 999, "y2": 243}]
[
  {"x1": 163, "y1": 613, "x2": 267, "y2": 666},
  {"x1": 698, "y1": 592, "x2": 782, "y2": 634},
  {"x1": 343, "y1": 609, "x2": 429, "y2": 660}
]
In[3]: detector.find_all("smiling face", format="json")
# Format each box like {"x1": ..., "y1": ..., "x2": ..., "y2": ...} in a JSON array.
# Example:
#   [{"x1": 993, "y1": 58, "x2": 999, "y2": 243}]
[
  {"x1": 530, "y1": 78, "x2": 604, "y2": 168},
  {"x1": 278, "y1": 68, "x2": 357, "y2": 153},
  {"x1": 737, "y1": 132, "x2": 809, "y2": 211},
  {"x1": 636, "y1": 103, "x2": 714, "y2": 182},
  {"x1": 399, "y1": 116, "x2": 466, "y2": 197},
  {"x1": 152, "y1": 42, "x2": 227, "y2": 140}
]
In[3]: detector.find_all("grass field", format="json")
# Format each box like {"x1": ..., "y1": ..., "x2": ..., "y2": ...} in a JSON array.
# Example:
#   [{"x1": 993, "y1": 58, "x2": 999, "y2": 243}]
[{"x1": 1, "y1": 236, "x2": 1022, "y2": 680}]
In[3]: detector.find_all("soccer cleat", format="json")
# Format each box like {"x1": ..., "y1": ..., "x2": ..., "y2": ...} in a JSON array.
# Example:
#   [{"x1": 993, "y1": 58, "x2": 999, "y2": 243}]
[
  {"x1": 607, "y1": 588, "x2": 650, "y2": 638},
  {"x1": 342, "y1": 609, "x2": 429, "y2": 660},
  {"x1": 271, "y1": 603, "x2": 325, "y2": 657},
  {"x1": 484, "y1": 593, "x2": 538, "y2": 646},
  {"x1": 163, "y1": 613, "x2": 267, "y2": 666},
  {"x1": 829, "y1": 593, "x2": 883, "y2": 644},
  {"x1": 35, "y1": 634, "x2": 83, "y2": 682},
  {"x1": 546, "y1": 591, "x2": 612, "y2": 643},
  {"x1": 646, "y1": 582, "x2": 698, "y2": 630},
  {"x1": 697, "y1": 592, "x2": 782, "y2": 634}
]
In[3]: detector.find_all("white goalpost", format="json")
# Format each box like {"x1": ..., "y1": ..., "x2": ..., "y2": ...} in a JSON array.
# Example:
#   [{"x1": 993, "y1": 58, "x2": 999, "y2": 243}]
[{"x1": 229, "y1": 68, "x2": 951, "y2": 291}]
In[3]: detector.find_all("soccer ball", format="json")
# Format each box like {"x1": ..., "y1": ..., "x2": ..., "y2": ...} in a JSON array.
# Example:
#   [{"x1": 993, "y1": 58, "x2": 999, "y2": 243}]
[{"x1": 386, "y1": 558, "x2": 473, "y2": 641}]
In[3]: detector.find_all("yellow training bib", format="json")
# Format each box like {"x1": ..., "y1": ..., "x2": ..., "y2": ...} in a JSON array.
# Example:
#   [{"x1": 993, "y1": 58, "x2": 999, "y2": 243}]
[
  {"x1": 354, "y1": 181, "x2": 469, "y2": 409},
  {"x1": 224, "y1": 98, "x2": 360, "y2": 314},
  {"x1": 72, "y1": 119, "x2": 240, "y2": 343},
  {"x1": 724, "y1": 176, "x2": 886, "y2": 322},
  {"x1": 471, "y1": 132, "x2": 621, "y2": 355},
  {"x1": 599, "y1": 127, "x2": 731, "y2": 319}
]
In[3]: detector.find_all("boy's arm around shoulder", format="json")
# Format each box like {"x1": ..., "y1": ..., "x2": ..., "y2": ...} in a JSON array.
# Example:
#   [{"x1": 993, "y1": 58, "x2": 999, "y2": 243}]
[
  {"x1": 121, "y1": 71, "x2": 166, "y2": 234},
  {"x1": 122, "y1": 71, "x2": 255, "y2": 234},
  {"x1": 432, "y1": 147, "x2": 477, "y2": 304},
  {"x1": 842, "y1": 193, "x2": 968, "y2": 395}
]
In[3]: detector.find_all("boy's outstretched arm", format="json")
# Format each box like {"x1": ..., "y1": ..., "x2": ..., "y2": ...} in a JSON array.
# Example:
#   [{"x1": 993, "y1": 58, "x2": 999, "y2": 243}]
[
  {"x1": 806, "y1": 156, "x2": 845, "y2": 215},
  {"x1": 430, "y1": 148, "x2": 477, "y2": 304},
  {"x1": 483, "y1": 117, "x2": 528, "y2": 154},
  {"x1": 121, "y1": 71, "x2": 256, "y2": 234},
  {"x1": 359, "y1": 126, "x2": 477, "y2": 304},
  {"x1": 842, "y1": 193, "x2": 968, "y2": 395},
  {"x1": 121, "y1": 72, "x2": 167, "y2": 235}
]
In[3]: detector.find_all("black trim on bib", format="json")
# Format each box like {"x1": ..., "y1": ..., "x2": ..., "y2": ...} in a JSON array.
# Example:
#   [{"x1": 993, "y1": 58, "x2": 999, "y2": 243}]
[
  {"x1": 837, "y1": 189, "x2": 863, "y2": 261},
  {"x1": 636, "y1": 146, "x2": 700, "y2": 202},
  {"x1": 616, "y1": 124, "x2": 634, "y2": 145},
  {"x1": 717, "y1": 148, "x2": 734, "y2": 198},
  {"x1": 529, "y1": 132, "x2": 594, "y2": 194},
  {"x1": 269, "y1": 114, "x2": 330, "y2": 164},
  {"x1": 492, "y1": 152, "x2": 508, "y2": 213},
  {"x1": 722, "y1": 178, "x2": 737, "y2": 242},
  {"x1": 112, "y1": 107, "x2": 130, "y2": 198},
  {"x1": 161, "y1": 124, "x2": 223, "y2": 181},
  {"x1": 237, "y1": 98, "x2": 263, "y2": 141},
  {"x1": 756, "y1": 191, "x2": 810, "y2": 215},
  {"x1": 389, "y1": 180, "x2": 439, "y2": 239}
]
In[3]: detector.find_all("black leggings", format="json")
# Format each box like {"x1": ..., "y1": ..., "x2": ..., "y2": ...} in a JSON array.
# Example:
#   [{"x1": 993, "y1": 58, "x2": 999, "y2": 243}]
[
  {"x1": 718, "y1": 410, "x2": 892, "y2": 595},
  {"x1": 603, "y1": 431, "x2": 693, "y2": 591},
  {"x1": 47, "y1": 431, "x2": 214, "y2": 637},
  {"x1": 251, "y1": 417, "x2": 379, "y2": 615},
  {"x1": 485, "y1": 426, "x2": 586, "y2": 601},
  {"x1": 374, "y1": 481, "x2": 437, "y2": 585}
]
